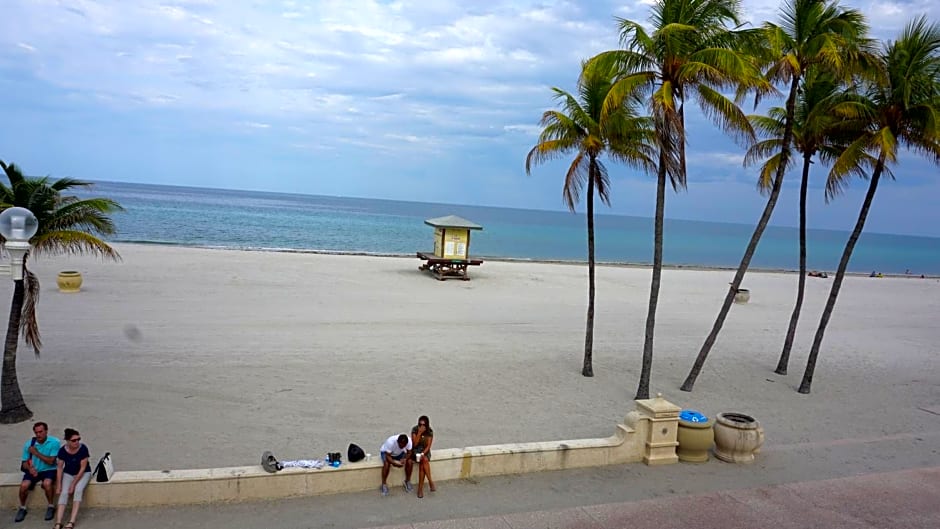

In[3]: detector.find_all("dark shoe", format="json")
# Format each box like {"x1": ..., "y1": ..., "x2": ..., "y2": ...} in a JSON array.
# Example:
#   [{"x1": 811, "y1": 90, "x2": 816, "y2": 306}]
[
  {"x1": 45, "y1": 506, "x2": 55, "y2": 521},
  {"x1": 14, "y1": 507, "x2": 27, "y2": 523}
]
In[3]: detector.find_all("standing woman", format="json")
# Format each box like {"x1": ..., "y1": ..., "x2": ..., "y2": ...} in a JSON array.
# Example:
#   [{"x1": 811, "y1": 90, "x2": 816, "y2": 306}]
[
  {"x1": 411, "y1": 415, "x2": 436, "y2": 498},
  {"x1": 53, "y1": 428, "x2": 91, "y2": 529}
]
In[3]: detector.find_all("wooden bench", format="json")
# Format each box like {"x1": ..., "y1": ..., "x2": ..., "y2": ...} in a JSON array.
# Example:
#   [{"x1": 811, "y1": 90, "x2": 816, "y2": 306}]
[{"x1": 417, "y1": 252, "x2": 483, "y2": 281}]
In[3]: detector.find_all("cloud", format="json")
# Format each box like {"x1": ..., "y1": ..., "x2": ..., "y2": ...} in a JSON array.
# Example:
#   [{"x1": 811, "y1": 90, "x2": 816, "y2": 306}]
[
  {"x1": 689, "y1": 151, "x2": 746, "y2": 169},
  {"x1": 503, "y1": 124, "x2": 541, "y2": 136},
  {"x1": 2, "y1": 1, "x2": 939, "y2": 235}
]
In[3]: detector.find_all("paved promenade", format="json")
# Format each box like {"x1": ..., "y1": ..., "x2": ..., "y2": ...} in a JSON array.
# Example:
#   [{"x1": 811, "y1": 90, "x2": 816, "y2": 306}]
[
  {"x1": 31, "y1": 430, "x2": 939, "y2": 529},
  {"x1": 362, "y1": 466, "x2": 940, "y2": 529}
]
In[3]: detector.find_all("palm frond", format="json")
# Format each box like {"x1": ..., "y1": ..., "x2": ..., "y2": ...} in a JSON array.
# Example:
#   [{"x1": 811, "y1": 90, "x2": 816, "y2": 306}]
[
  {"x1": 756, "y1": 151, "x2": 784, "y2": 193},
  {"x1": 695, "y1": 84, "x2": 756, "y2": 145},
  {"x1": 749, "y1": 113, "x2": 785, "y2": 137},
  {"x1": 563, "y1": 151, "x2": 589, "y2": 211},
  {"x1": 826, "y1": 134, "x2": 875, "y2": 200},
  {"x1": 592, "y1": 159, "x2": 612, "y2": 207},
  {"x1": 28, "y1": 230, "x2": 122, "y2": 260},
  {"x1": 744, "y1": 138, "x2": 785, "y2": 168},
  {"x1": 21, "y1": 265, "x2": 41, "y2": 355}
]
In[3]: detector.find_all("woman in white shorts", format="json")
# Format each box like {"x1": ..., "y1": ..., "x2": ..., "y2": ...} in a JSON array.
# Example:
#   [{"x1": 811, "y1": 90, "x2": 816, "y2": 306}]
[{"x1": 53, "y1": 428, "x2": 91, "y2": 529}]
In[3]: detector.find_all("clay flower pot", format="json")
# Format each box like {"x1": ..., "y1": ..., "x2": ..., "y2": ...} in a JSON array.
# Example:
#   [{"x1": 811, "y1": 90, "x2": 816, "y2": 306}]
[
  {"x1": 713, "y1": 412, "x2": 764, "y2": 463},
  {"x1": 676, "y1": 410, "x2": 714, "y2": 463},
  {"x1": 57, "y1": 271, "x2": 83, "y2": 293}
]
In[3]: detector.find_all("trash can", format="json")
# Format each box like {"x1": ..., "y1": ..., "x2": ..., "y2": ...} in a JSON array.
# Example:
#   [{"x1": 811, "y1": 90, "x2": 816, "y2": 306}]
[{"x1": 677, "y1": 409, "x2": 714, "y2": 463}]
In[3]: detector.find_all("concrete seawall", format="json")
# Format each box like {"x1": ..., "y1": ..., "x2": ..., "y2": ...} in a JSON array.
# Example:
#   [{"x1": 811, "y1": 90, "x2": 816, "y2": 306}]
[{"x1": 3, "y1": 397, "x2": 680, "y2": 508}]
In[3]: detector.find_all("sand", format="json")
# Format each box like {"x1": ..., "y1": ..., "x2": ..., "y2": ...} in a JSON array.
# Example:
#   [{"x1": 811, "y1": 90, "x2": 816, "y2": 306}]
[{"x1": 1, "y1": 243, "x2": 938, "y2": 471}]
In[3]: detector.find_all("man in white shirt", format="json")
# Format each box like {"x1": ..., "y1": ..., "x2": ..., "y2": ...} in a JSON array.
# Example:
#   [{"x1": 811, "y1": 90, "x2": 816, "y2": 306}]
[{"x1": 379, "y1": 433, "x2": 413, "y2": 496}]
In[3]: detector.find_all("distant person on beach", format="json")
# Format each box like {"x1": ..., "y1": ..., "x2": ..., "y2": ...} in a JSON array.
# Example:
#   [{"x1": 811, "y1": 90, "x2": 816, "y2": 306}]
[
  {"x1": 870, "y1": 271, "x2": 878, "y2": 277},
  {"x1": 410, "y1": 415, "x2": 436, "y2": 498},
  {"x1": 15, "y1": 422, "x2": 60, "y2": 523},
  {"x1": 379, "y1": 433, "x2": 412, "y2": 496},
  {"x1": 53, "y1": 428, "x2": 91, "y2": 529}
]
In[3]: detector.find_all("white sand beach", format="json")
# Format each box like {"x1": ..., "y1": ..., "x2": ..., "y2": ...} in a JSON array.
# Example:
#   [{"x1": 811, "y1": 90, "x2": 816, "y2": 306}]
[{"x1": 1, "y1": 243, "x2": 938, "y2": 471}]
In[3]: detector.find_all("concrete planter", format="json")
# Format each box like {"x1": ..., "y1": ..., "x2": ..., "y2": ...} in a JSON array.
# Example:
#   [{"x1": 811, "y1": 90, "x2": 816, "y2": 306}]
[
  {"x1": 676, "y1": 417, "x2": 714, "y2": 463},
  {"x1": 57, "y1": 271, "x2": 83, "y2": 293},
  {"x1": 713, "y1": 412, "x2": 764, "y2": 463}
]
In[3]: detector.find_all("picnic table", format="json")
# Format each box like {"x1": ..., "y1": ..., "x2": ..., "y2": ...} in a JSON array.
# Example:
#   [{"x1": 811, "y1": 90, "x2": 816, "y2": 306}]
[{"x1": 417, "y1": 252, "x2": 483, "y2": 281}]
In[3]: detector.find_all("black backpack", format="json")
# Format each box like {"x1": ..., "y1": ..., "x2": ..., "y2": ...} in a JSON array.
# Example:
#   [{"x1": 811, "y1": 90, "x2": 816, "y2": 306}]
[{"x1": 348, "y1": 443, "x2": 366, "y2": 463}]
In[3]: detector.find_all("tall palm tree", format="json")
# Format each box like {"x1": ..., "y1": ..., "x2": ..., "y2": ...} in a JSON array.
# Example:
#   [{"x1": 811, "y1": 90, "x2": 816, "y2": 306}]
[
  {"x1": 744, "y1": 70, "x2": 859, "y2": 374},
  {"x1": 589, "y1": 0, "x2": 766, "y2": 399},
  {"x1": 799, "y1": 17, "x2": 940, "y2": 393},
  {"x1": 681, "y1": 0, "x2": 871, "y2": 392},
  {"x1": 0, "y1": 161, "x2": 123, "y2": 423},
  {"x1": 526, "y1": 60, "x2": 656, "y2": 377}
]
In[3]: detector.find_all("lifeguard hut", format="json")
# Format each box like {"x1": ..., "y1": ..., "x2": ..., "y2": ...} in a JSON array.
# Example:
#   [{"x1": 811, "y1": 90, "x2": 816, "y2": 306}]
[{"x1": 417, "y1": 215, "x2": 484, "y2": 280}]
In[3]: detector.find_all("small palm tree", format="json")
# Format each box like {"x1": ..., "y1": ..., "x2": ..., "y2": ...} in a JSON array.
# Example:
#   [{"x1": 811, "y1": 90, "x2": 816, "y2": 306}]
[
  {"x1": 799, "y1": 17, "x2": 940, "y2": 394},
  {"x1": 526, "y1": 60, "x2": 656, "y2": 377},
  {"x1": 589, "y1": 0, "x2": 766, "y2": 398},
  {"x1": 0, "y1": 160, "x2": 123, "y2": 423},
  {"x1": 744, "y1": 70, "x2": 860, "y2": 374},
  {"x1": 682, "y1": 0, "x2": 872, "y2": 391}
]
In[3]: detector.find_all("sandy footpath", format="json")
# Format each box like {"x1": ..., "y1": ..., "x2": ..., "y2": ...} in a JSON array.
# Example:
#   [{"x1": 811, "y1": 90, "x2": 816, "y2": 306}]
[{"x1": 1, "y1": 243, "x2": 938, "y2": 471}]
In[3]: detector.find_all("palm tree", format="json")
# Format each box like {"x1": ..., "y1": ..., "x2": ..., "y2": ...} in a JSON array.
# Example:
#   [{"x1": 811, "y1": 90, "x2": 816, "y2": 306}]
[
  {"x1": 799, "y1": 17, "x2": 940, "y2": 393},
  {"x1": 526, "y1": 60, "x2": 656, "y2": 377},
  {"x1": 744, "y1": 70, "x2": 858, "y2": 374},
  {"x1": 681, "y1": 0, "x2": 871, "y2": 392},
  {"x1": 0, "y1": 161, "x2": 123, "y2": 423},
  {"x1": 589, "y1": 0, "x2": 766, "y2": 399}
]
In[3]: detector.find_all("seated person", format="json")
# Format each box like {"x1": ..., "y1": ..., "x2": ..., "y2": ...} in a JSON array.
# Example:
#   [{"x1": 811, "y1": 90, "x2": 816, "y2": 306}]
[
  {"x1": 53, "y1": 428, "x2": 91, "y2": 529},
  {"x1": 15, "y1": 422, "x2": 61, "y2": 523},
  {"x1": 378, "y1": 433, "x2": 412, "y2": 496},
  {"x1": 410, "y1": 415, "x2": 436, "y2": 498}
]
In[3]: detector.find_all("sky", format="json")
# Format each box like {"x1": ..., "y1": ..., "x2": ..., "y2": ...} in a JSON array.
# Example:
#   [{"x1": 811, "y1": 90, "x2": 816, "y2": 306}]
[{"x1": 1, "y1": 0, "x2": 939, "y2": 237}]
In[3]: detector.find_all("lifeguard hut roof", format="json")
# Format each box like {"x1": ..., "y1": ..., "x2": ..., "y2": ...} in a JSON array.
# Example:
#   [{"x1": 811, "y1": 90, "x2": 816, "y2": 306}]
[{"x1": 424, "y1": 215, "x2": 483, "y2": 230}]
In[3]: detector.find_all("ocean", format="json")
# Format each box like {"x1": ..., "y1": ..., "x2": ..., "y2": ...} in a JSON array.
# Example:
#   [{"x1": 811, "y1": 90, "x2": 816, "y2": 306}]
[{"x1": 77, "y1": 180, "x2": 940, "y2": 275}]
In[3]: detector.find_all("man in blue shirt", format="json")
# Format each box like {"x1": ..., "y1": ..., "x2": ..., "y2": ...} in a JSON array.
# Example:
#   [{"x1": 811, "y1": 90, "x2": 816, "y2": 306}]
[{"x1": 15, "y1": 421, "x2": 61, "y2": 523}]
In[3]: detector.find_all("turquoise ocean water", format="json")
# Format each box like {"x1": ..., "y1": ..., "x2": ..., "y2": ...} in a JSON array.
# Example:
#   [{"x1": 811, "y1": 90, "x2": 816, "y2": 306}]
[{"x1": 80, "y1": 181, "x2": 939, "y2": 275}]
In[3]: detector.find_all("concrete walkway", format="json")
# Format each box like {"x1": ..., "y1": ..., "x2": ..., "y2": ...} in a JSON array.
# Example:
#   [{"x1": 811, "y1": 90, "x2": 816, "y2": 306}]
[
  {"x1": 365, "y1": 466, "x2": 940, "y2": 529},
  {"x1": 23, "y1": 431, "x2": 938, "y2": 529}
]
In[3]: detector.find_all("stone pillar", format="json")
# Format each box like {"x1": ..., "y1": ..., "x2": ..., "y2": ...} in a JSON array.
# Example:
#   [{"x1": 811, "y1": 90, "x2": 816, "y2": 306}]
[{"x1": 633, "y1": 393, "x2": 681, "y2": 466}]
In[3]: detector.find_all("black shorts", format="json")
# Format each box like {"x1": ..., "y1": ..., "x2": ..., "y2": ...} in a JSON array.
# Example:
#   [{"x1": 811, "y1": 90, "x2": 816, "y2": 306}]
[{"x1": 22, "y1": 469, "x2": 56, "y2": 490}]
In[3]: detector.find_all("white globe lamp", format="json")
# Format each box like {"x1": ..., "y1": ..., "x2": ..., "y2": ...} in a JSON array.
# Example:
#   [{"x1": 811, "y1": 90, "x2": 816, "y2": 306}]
[{"x1": 0, "y1": 207, "x2": 39, "y2": 281}]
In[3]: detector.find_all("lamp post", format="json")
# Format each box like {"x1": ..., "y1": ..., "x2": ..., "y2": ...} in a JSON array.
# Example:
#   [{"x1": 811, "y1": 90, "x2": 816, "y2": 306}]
[{"x1": 0, "y1": 207, "x2": 39, "y2": 423}]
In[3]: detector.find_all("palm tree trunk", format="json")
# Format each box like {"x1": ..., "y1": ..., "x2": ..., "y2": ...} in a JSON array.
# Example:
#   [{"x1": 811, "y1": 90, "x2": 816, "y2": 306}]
[
  {"x1": 776, "y1": 152, "x2": 812, "y2": 374},
  {"x1": 636, "y1": 153, "x2": 668, "y2": 399},
  {"x1": 582, "y1": 158, "x2": 596, "y2": 377},
  {"x1": 799, "y1": 159, "x2": 884, "y2": 394},
  {"x1": 680, "y1": 75, "x2": 801, "y2": 392},
  {"x1": 0, "y1": 279, "x2": 32, "y2": 424}
]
